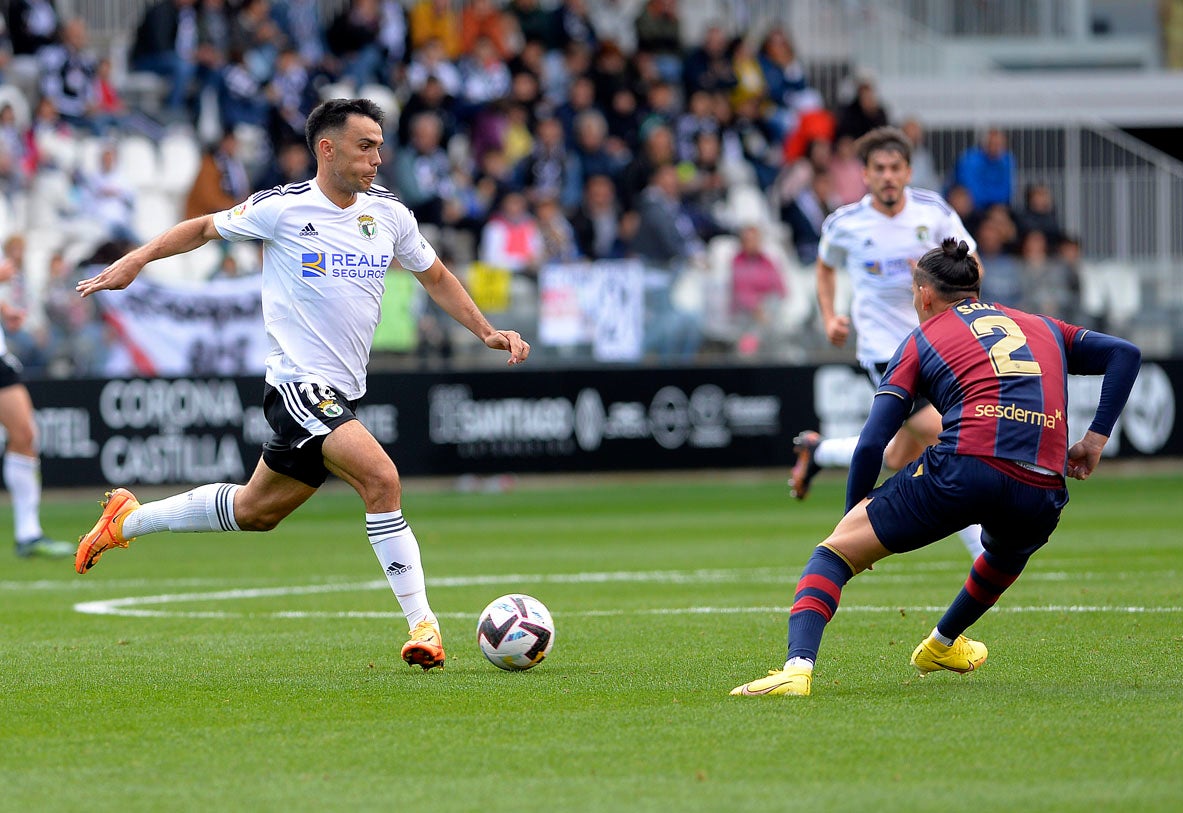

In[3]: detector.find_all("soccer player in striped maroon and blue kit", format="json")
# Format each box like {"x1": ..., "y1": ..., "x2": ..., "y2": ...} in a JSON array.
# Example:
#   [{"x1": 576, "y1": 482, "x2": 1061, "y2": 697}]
[{"x1": 732, "y1": 238, "x2": 1141, "y2": 697}]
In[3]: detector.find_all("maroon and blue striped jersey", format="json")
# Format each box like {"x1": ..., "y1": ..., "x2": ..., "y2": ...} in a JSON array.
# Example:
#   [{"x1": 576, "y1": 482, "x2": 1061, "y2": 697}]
[{"x1": 877, "y1": 299, "x2": 1086, "y2": 473}]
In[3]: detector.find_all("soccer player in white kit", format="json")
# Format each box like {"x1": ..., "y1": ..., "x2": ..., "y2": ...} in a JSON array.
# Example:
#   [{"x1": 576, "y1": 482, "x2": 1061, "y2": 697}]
[
  {"x1": 0, "y1": 268, "x2": 74, "y2": 558},
  {"x1": 789, "y1": 126, "x2": 984, "y2": 557},
  {"x1": 73, "y1": 99, "x2": 531, "y2": 670}
]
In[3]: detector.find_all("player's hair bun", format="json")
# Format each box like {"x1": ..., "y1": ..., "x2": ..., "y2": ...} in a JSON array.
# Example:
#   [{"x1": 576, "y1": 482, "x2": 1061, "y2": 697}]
[{"x1": 941, "y1": 237, "x2": 971, "y2": 261}]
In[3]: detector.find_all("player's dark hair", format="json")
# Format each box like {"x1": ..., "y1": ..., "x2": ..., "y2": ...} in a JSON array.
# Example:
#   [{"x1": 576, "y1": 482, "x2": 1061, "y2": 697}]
[
  {"x1": 855, "y1": 126, "x2": 911, "y2": 166},
  {"x1": 915, "y1": 238, "x2": 981, "y2": 299},
  {"x1": 304, "y1": 98, "x2": 385, "y2": 155}
]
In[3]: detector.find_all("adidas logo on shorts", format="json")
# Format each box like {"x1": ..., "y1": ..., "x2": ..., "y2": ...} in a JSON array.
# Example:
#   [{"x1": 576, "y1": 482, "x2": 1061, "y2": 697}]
[{"x1": 299, "y1": 222, "x2": 319, "y2": 236}]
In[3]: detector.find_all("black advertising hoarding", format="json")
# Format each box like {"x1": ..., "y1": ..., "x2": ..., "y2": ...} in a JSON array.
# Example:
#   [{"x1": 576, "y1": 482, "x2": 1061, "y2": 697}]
[{"x1": 25, "y1": 361, "x2": 1182, "y2": 487}]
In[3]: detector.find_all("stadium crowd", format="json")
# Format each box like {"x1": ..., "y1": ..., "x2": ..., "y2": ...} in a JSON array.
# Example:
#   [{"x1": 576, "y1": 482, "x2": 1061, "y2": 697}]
[{"x1": 0, "y1": 0, "x2": 1084, "y2": 376}]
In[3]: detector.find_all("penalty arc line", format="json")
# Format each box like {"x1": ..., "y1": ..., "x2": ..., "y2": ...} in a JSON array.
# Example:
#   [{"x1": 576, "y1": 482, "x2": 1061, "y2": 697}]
[{"x1": 70, "y1": 569, "x2": 1183, "y2": 619}]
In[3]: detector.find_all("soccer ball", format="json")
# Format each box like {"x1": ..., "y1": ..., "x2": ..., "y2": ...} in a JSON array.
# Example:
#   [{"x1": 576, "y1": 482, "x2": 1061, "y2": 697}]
[{"x1": 476, "y1": 594, "x2": 555, "y2": 671}]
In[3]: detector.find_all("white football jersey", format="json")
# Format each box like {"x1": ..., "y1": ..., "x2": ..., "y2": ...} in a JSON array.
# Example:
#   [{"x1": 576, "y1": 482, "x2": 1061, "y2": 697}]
[
  {"x1": 817, "y1": 187, "x2": 975, "y2": 364},
  {"x1": 215, "y1": 181, "x2": 436, "y2": 399}
]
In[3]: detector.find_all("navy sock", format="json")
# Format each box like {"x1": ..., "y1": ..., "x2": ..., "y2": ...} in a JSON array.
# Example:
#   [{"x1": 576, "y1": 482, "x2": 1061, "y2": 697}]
[
  {"x1": 936, "y1": 550, "x2": 1027, "y2": 641},
  {"x1": 786, "y1": 546, "x2": 855, "y2": 663}
]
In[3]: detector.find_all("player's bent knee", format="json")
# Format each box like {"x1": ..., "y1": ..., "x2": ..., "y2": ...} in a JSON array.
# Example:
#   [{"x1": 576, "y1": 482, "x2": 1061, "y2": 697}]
[{"x1": 234, "y1": 506, "x2": 288, "y2": 532}]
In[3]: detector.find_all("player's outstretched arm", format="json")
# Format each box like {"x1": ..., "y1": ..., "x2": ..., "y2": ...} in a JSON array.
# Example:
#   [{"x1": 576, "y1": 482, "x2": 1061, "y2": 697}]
[
  {"x1": 416, "y1": 257, "x2": 531, "y2": 365},
  {"x1": 76, "y1": 215, "x2": 222, "y2": 297}
]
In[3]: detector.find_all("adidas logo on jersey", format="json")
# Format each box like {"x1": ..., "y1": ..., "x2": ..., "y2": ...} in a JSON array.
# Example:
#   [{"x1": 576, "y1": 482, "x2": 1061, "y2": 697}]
[{"x1": 299, "y1": 222, "x2": 319, "y2": 236}]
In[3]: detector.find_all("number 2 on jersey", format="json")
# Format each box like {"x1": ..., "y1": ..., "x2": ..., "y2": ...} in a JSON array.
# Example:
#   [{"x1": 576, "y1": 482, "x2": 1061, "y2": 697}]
[{"x1": 971, "y1": 315, "x2": 1043, "y2": 377}]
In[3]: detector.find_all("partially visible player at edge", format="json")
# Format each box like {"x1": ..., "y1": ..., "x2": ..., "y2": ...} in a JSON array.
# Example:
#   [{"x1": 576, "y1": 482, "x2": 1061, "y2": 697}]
[
  {"x1": 0, "y1": 258, "x2": 74, "y2": 558},
  {"x1": 73, "y1": 98, "x2": 531, "y2": 671},
  {"x1": 732, "y1": 238, "x2": 1139, "y2": 697},
  {"x1": 790, "y1": 126, "x2": 986, "y2": 558}
]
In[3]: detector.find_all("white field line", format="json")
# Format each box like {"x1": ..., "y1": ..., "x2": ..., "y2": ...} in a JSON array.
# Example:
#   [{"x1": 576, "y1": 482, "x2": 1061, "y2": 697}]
[{"x1": 67, "y1": 568, "x2": 1183, "y2": 619}]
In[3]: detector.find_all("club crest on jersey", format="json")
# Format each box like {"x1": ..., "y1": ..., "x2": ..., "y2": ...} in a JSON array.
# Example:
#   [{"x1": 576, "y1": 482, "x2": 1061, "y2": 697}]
[
  {"x1": 358, "y1": 214, "x2": 377, "y2": 240},
  {"x1": 916, "y1": 225, "x2": 929, "y2": 242},
  {"x1": 301, "y1": 252, "x2": 327, "y2": 277},
  {"x1": 316, "y1": 399, "x2": 343, "y2": 418}
]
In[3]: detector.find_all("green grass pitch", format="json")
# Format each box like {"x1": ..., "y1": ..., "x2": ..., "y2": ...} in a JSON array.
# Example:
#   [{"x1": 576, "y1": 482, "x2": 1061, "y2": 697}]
[{"x1": 2, "y1": 469, "x2": 1181, "y2": 812}]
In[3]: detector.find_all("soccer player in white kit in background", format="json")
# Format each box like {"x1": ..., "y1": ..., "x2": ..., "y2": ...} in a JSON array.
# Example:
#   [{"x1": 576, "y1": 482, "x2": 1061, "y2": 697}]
[
  {"x1": 73, "y1": 98, "x2": 531, "y2": 670},
  {"x1": 790, "y1": 126, "x2": 985, "y2": 558}
]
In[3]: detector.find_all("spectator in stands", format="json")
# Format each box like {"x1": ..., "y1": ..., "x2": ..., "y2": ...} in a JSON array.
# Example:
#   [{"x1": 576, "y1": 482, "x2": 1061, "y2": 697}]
[
  {"x1": 535, "y1": 195, "x2": 579, "y2": 264},
  {"x1": 634, "y1": 0, "x2": 681, "y2": 83},
  {"x1": 185, "y1": 130, "x2": 250, "y2": 220},
  {"x1": 974, "y1": 218, "x2": 1023, "y2": 307},
  {"x1": 640, "y1": 78, "x2": 679, "y2": 133},
  {"x1": 729, "y1": 35, "x2": 765, "y2": 109},
  {"x1": 131, "y1": 0, "x2": 200, "y2": 118},
  {"x1": 518, "y1": 115, "x2": 580, "y2": 210},
  {"x1": 461, "y1": 0, "x2": 512, "y2": 60},
  {"x1": 588, "y1": 0, "x2": 643, "y2": 55},
  {"x1": 458, "y1": 35, "x2": 513, "y2": 117},
  {"x1": 674, "y1": 89, "x2": 719, "y2": 163},
  {"x1": 570, "y1": 109, "x2": 626, "y2": 189},
  {"x1": 619, "y1": 121, "x2": 675, "y2": 212},
  {"x1": 554, "y1": 0, "x2": 597, "y2": 52},
  {"x1": 37, "y1": 17, "x2": 97, "y2": 132},
  {"x1": 219, "y1": 47, "x2": 269, "y2": 130},
  {"x1": 1015, "y1": 181, "x2": 1064, "y2": 250},
  {"x1": 254, "y1": 138, "x2": 312, "y2": 191},
  {"x1": 377, "y1": 0, "x2": 408, "y2": 68},
  {"x1": 779, "y1": 136, "x2": 831, "y2": 205},
  {"x1": 782, "y1": 167, "x2": 835, "y2": 266},
  {"x1": 509, "y1": 0, "x2": 557, "y2": 49},
  {"x1": 6, "y1": 0, "x2": 59, "y2": 57},
  {"x1": 978, "y1": 201, "x2": 1019, "y2": 253},
  {"x1": 683, "y1": 23, "x2": 737, "y2": 97},
  {"x1": 680, "y1": 129, "x2": 727, "y2": 241},
  {"x1": 409, "y1": 0, "x2": 461, "y2": 60},
  {"x1": 605, "y1": 86, "x2": 642, "y2": 154},
  {"x1": 727, "y1": 95, "x2": 781, "y2": 190},
  {"x1": 1019, "y1": 229, "x2": 1080, "y2": 321},
  {"x1": 729, "y1": 222, "x2": 787, "y2": 355},
  {"x1": 78, "y1": 141, "x2": 139, "y2": 244},
  {"x1": 555, "y1": 75, "x2": 597, "y2": 142},
  {"x1": 834, "y1": 75, "x2": 889, "y2": 143},
  {"x1": 325, "y1": 0, "x2": 386, "y2": 90},
  {"x1": 945, "y1": 182, "x2": 977, "y2": 233},
  {"x1": 42, "y1": 247, "x2": 111, "y2": 376},
  {"x1": 0, "y1": 235, "x2": 49, "y2": 377},
  {"x1": 0, "y1": 103, "x2": 29, "y2": 197},
  {"x1": 631, "y1": 162, "x2": 703, "y2": 359},
  {"x1": 758, "y1": 28, "x2": 808, "y2": 140},
  {"x1": 91, "y1": 57, "x2": 129, "y2": 134},
  {"x1": 901, "y1": 117, "x2": 939, "y2": 193},
  {"x1": 273, "y1": 0, "x2": 326, "y2": 68},
  {"x1": 780, "y1": 87, "x2": 835, "y2": 168},
  {"x1": 393, "y1": 111, "x2": 460, "y2": 229},
  {"x1": 828, "y1": 134, "x2": 866, "y2": 205},
  {"x1": 230, "y1": 0, "x2": 284, "y2": 81},
  {"x1": 954, "y1": 127, "x2": 1014, "y2": 209},
  {"x1": 479, "y1": 190, "x2": 543, "y2": 277},
  {"x1": 571, "y1": 173, "x2": 628, "y2": 260},
  {"x1": 266, "y1": 48, "x2": 316, "y2": 149},
  {"x1": 195, "y1": 0, "x2": 230, "y2": 87},
  {"x1": 406, "y1": 37, "x2": 462, "y2": 98},
  {"x1": 1056, "y1": 234, "x2": 1087, "y2": 326},
  {"x1": 398, "y1": 74, "x2": 457, "y2": 148}
]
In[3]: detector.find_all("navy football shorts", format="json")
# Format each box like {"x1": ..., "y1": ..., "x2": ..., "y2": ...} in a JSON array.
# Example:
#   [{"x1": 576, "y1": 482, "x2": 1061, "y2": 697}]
[
  {"x1": 866, "y1": 447, "x2": 1069, "y2": 557},
  {"x1": 261, "y1": 381, "x2": 359, "y2": 488}
]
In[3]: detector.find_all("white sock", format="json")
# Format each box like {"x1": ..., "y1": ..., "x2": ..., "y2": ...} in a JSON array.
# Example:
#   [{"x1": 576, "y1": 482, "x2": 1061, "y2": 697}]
[
  {"x1": 957, "y1": 524, "x2": 985, "y2": 558},
  {"x1": 784, "y1": 656, "x2": 814, "y2": 670},
  {"x1": 367, "y1": 510, "x2": 434, "y2": 630},
  {"x1": 932, "y1": 626, "x2": 955, "y2": 646},
  {"x1": 122, "y1": 483, "x2": 242, "y2": 537},
  {"x1": 4, "y1": 452, "x2": 43, "y2": 542},
  {"x1": 814, "y1": 436, "x2": 859, "y2": 468}
]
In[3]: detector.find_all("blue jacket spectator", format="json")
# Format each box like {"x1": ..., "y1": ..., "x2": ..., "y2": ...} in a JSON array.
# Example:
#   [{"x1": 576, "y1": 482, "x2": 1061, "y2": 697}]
[{"x1": 954, "y1": 128, "x2": 1015, "y2": 209}]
